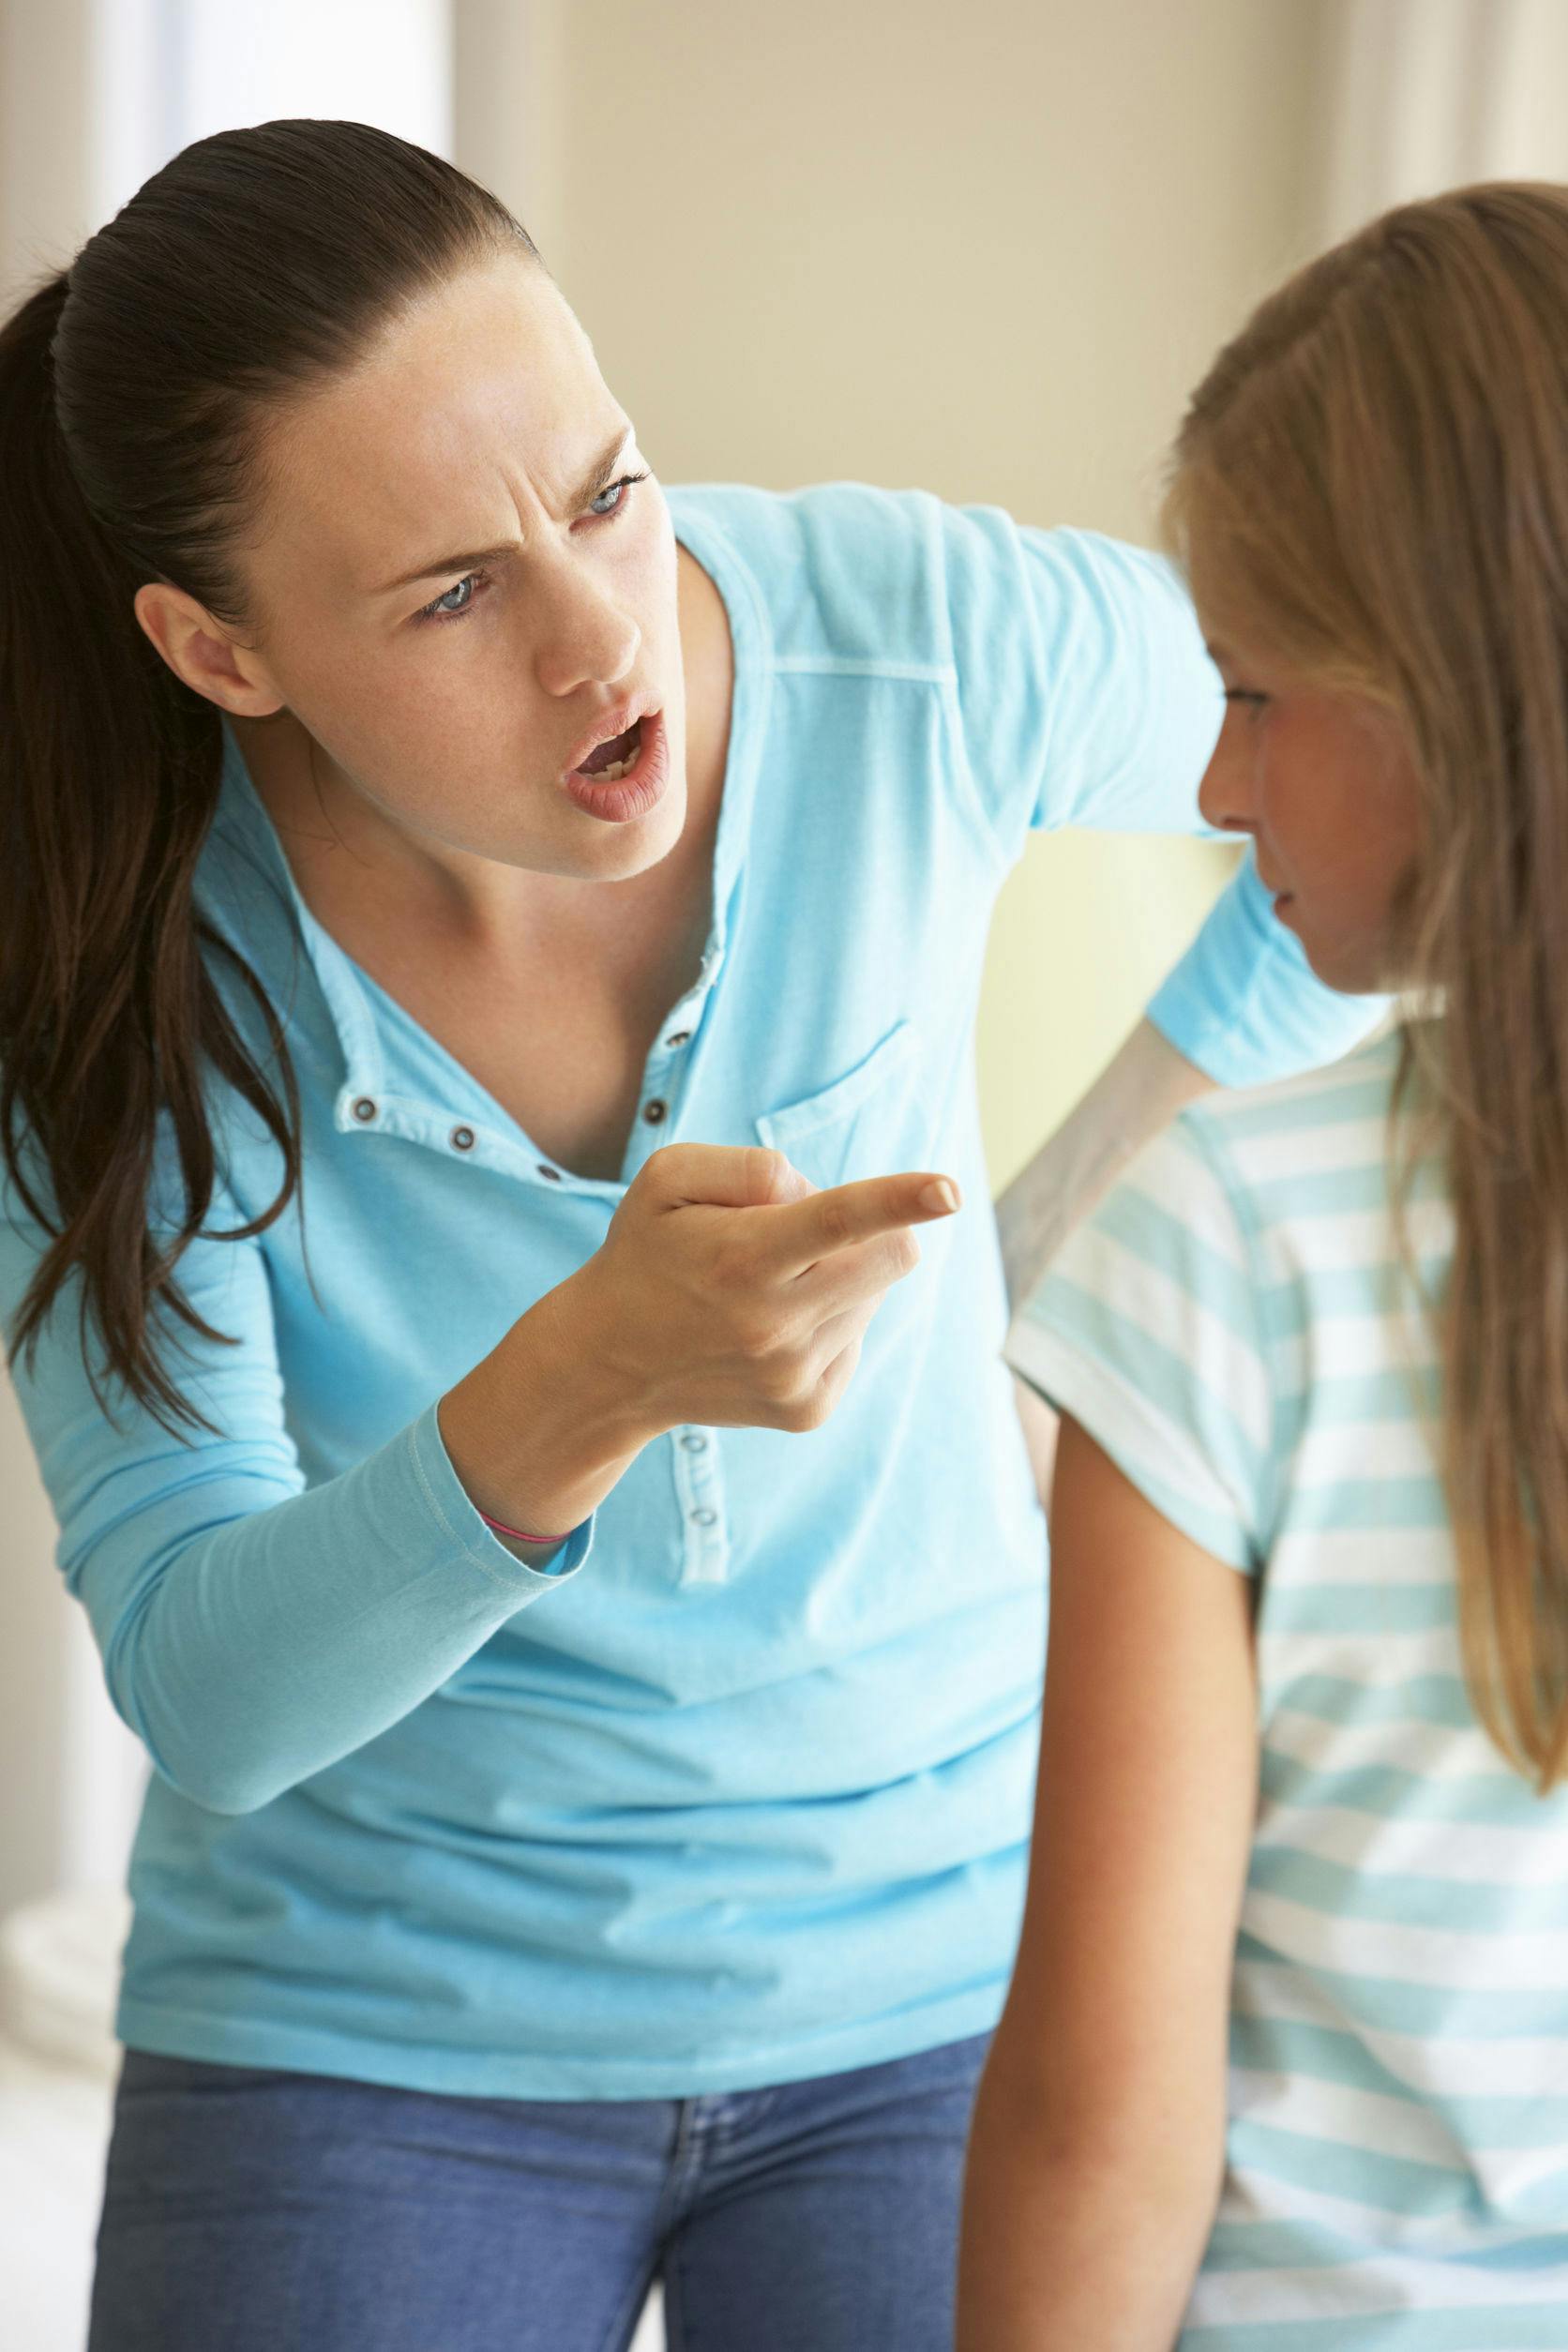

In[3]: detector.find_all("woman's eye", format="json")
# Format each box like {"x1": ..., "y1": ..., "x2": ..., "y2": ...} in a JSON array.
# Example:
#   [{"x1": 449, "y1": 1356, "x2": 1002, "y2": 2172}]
[
  {"x1": 1223, "y1": 687, "x2": 1270, "y2": 710},
  {"x1": 413, "y1": 473, "x2": 650, "y2": 624},
  {"x1": 415, "y1": 571, "x2": 489, "y2": 625},
  {"x1": 587, "y1": 470, "x2": 650, "y2": 520}
]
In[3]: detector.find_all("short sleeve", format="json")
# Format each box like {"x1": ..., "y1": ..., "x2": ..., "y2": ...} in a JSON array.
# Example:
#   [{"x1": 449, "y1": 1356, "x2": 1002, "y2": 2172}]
[
  {"x1": 667, "y1": 482, "x2": 1388, "y2": 1089},
  {"x1": 1005, "y1": 1113, "x2": 1273, "y2": 1572}
]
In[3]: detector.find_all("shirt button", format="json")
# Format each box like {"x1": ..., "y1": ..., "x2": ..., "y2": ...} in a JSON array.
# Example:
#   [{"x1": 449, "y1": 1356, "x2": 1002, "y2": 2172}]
[
  {"x1": 666, "y1": 1030, "x2": 692, "y2": 1048},
  {"x1": 352, "y1": 1096, "x2": 378, "y2": 1123},
  {"x1": 643, "y1": 1099, "x2": 668, "y2": 1125},
  {"x1": 537, "y1": 1165, "x2": 562, "y2": 1183},
  {"x1": 681, "y1": 1431, "x2": 708, "y2": 1454},
  {"x1": 449, "y1": 1125, "x2": 475, "y2": 1153},
  {"x1": 690, "y1": 1506, "x2": 718, "y2": 1528}
]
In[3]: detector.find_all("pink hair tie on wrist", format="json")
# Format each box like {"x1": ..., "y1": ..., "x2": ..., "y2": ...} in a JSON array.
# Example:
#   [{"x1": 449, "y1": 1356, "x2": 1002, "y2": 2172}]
[{"x1": 477, "y1": 1508, "x2": 567, "y2": 1547}]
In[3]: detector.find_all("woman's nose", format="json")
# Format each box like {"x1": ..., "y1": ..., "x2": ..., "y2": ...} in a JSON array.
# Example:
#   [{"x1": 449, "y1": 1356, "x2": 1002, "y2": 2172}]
[{"x1": 533, "y1": 569, "x2": 641, "y2": 700}]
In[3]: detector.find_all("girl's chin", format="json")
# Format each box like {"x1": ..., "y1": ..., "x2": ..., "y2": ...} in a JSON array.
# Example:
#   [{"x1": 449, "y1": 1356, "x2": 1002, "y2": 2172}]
[{"x1": 1298, "y1": 927, "x2": 1387, "y2": 999}]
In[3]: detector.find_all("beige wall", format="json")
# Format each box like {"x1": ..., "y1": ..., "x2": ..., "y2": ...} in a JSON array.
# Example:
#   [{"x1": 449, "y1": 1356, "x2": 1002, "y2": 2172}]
[{"x1": 457, "y1": 0, "x2": 1326, "y2": 1184}]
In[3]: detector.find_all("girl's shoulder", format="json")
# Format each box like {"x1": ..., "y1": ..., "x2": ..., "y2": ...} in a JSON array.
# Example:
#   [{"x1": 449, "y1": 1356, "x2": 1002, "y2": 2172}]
[
  {"x1": 1171, "y1": 1023, "x2": 1413, "y2": 1247},
  {"x1": 1007, "y1": 1028, "x2": 1435, "y2": 1579},
  {"x1": 1181, "y1": 1019, "x2": 1403, "y2": 1141}
]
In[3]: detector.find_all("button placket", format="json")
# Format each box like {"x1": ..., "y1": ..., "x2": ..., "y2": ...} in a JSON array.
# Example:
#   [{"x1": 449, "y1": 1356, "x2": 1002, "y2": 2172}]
[
  {"x1": 671, "y1": 1425, "x2": 729, "y2": 1584},
  {"x1": 624, "y1": 973, "x2": 713, "y2": 1177}
]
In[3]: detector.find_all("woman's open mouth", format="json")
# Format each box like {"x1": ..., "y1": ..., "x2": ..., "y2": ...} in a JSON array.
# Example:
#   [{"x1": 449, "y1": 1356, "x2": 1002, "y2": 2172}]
[
  {"x1": 576, "y1": 718, "x2": 642, "y2": 783},
  {"x1": 563, "y1": 708, "x2": 671, "y2": 826}
]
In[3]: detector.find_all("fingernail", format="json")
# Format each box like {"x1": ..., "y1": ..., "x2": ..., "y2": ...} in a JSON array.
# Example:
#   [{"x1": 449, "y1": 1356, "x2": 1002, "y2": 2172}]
[{"x1": 920, "y1": 1179, "x2": 961, "y2": 1215}]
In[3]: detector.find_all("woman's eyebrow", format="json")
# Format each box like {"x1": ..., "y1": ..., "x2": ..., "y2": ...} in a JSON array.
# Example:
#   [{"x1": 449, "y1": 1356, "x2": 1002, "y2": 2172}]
[{"x1": 371, "y1": 429, "x2": 636, "y2": 596}]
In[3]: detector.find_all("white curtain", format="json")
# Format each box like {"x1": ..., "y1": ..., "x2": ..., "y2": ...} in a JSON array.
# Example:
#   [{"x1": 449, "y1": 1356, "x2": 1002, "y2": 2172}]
[
  {"x1": 0, "y1": 0, "x2": 455, "y2": 1919},
  {"x1": 1318, "y1": 0, "x2": 1568, "y2": 244}
]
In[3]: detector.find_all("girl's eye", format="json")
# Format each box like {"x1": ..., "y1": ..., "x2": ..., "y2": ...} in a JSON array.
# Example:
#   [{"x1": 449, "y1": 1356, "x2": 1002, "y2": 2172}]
[
  {"x1": 415, "y1": 571, "x2": 490, "y2": 625},
  {"x1": 587, "y1": 469, "x2": 650, "y2": 521},
  {"x1": 1223, "y1": 686, "x2": 1270, "y2": 708}
]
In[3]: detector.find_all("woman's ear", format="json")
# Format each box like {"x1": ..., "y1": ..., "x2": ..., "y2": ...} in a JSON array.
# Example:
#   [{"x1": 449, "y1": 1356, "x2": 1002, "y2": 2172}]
[{"x1": 133, "y1": 580, "x2": 285, "y2": 717}]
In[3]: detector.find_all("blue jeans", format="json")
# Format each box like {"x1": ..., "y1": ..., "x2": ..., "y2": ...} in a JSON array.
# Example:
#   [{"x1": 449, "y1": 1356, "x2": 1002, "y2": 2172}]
[{"x1": 88, "y1": 2032, "x2": 991, "y2": 2351}]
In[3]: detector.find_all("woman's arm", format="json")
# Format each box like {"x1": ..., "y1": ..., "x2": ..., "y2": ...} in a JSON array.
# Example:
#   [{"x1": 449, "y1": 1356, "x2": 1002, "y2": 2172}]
[
  {"x1": 3, "y1": 1142, "x2": 954, "y2": 1817},
  {"x1": 957, "y1": 1412, "x2": 1258, "y2": 2352},
  {"x1": 940, "y1": 508, "x2": 1388, "y2": 1100},
  {"x1": 994, "y1": 1018, "x2": 1216, "y2": 1309}
]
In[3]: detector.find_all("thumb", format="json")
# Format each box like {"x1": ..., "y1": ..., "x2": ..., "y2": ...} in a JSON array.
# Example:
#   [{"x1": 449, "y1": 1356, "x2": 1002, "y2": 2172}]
[
  {"x1": 637, "y1": 1141, "x2": 816, "y2": 1212},
  {"x1": 758, "y1": 1153, "x2": 816, "y2": 1206}
]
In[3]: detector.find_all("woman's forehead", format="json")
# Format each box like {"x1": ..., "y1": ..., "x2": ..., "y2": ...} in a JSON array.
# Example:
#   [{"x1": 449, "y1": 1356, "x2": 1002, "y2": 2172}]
[
  {"x1": 249, "y1": 262, "x2": 627, "y2": 588},
  {"x1": 307, "y1": 258, "x2": 606, "y2": 460}
]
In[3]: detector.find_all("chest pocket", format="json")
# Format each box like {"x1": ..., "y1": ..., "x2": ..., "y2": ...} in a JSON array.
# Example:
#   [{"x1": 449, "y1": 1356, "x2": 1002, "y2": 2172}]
[{"x1": 754, "y1": 1019, "x2": 924, "y2": 1193}]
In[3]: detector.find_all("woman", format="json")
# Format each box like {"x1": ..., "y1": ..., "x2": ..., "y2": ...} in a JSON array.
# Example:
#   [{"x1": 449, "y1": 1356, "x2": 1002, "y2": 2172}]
[
  {"x1": 964, "y1": 182, "x2": 1568, "y2": 2349},
  {"x1": 0, "y1": 122, "x2": 1374, "y2": 2350}
]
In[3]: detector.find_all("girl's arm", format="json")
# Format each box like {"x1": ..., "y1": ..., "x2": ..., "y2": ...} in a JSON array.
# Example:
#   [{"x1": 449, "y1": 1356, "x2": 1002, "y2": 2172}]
[{"x1": 957, "y1": 1412, "x2": 1258, "y2": 2352}]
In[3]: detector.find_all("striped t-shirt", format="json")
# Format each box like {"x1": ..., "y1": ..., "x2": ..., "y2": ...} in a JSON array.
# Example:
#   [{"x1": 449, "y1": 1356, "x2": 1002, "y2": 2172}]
[{"x1": 1007, "y1": 1028, "x2": 1568, "y2": 2350}]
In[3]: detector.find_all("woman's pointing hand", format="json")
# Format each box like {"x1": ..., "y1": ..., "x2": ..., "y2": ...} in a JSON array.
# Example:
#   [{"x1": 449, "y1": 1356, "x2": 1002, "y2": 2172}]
[
  {"x1": 576, "y1": 1144, "x2": 962, "y2": 1437},
  {"x1": 440, "y1": 1144, "x2": 960, "y2": 1548}
]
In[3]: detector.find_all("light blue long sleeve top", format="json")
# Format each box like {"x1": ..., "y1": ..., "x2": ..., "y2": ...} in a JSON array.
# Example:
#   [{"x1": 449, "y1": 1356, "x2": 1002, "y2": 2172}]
[{"x1": 0, "y1": 485, "x2": 1383, "y2": 2097}]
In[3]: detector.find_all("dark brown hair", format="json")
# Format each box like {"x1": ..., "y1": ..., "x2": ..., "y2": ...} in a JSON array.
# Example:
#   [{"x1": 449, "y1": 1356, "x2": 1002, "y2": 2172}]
[
  {"x1": 1165, "y1": 183, "x2": 1568, "y2": 1787},
  {"x1": 0, "y1": 120, "x2": 532, "y2": 1431}
]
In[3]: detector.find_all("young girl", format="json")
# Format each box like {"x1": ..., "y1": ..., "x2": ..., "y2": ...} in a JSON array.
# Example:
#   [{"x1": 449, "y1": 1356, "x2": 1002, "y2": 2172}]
[{"x1": 961, "y1": 182, "x2": 1568, "y2": 2349}]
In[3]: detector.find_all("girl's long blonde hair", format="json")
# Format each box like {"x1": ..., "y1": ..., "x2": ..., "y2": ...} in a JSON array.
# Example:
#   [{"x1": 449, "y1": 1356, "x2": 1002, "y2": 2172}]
[{"x1": 1166, "y1": 183, "x2": 1568, "y2": 1789}]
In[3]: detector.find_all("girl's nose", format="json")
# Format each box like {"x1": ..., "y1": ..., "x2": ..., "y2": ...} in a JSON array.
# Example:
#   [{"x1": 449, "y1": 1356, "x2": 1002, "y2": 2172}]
[{"x1": 1198, "y1": 704, "x2": 1259, "y2": 837}]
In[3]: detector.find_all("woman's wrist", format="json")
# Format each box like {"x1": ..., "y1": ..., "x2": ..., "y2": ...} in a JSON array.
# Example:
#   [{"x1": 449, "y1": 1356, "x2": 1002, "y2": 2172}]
[{"x1": 438, "y1": 1269, "x2": 657, "y2": 1543}]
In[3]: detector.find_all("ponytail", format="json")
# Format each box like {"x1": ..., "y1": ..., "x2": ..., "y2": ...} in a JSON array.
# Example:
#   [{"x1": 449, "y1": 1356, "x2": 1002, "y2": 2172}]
[{"x1": 0, "y1": 269, "x2": 297, "y2": 1431}]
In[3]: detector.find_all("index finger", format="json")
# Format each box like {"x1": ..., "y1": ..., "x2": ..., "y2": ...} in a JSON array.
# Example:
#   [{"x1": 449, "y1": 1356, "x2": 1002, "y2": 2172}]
[{"x1": 759, "y1": 1171, "x2": 962, "y2": 1275}]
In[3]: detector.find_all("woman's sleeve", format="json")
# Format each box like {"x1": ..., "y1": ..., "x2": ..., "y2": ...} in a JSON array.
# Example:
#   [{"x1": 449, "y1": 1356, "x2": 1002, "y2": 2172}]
[
  {"x1": 938, "y1": 502, "x2": 1388, "y2": 1087},
  {"x1": 0, "y1": 1168, "x2": 591, "y2": 1817}
]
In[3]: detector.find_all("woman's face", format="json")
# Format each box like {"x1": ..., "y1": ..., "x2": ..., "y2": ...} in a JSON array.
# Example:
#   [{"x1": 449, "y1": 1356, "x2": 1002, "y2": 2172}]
[
  {"x1": 1197, "y1": 631, "x2": 1425, "y2": 996},
  {"x1": 217, "y1": 254, "x2": 688, "y2": 882}
]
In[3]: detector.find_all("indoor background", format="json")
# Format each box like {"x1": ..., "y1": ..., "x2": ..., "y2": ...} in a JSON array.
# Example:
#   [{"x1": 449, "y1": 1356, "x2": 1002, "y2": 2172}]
[{"x1": 2, "y1": 4, "x2": 1566, "y2": 2344}]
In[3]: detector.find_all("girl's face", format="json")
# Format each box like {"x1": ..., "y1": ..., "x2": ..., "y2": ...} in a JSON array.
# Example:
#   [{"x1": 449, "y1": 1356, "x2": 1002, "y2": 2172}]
[
  {"x1": 212, "y1": 254, "x2": 688, "y2": 882},
  {"x1": 1197, "y1": 632, "x2": 1425, "y2": 996}
]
